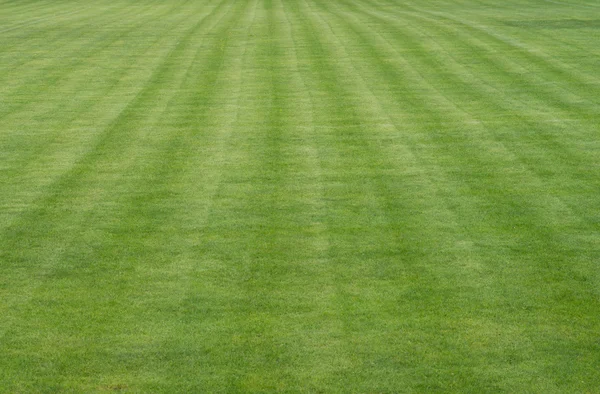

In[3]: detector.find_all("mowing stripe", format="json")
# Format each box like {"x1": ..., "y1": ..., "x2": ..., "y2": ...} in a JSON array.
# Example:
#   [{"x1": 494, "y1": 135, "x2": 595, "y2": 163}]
[
  {"x1": 0, "y1": 0, "x2": 599, "y2": 391},
  {"x1": 0, "y1": 0, "x2": 234, "y2": 342}
]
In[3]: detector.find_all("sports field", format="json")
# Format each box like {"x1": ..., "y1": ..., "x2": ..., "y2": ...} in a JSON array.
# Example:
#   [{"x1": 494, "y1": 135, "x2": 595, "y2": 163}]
[{"x1": 1, "y1": 0, "x2": 599, "y2": 391}]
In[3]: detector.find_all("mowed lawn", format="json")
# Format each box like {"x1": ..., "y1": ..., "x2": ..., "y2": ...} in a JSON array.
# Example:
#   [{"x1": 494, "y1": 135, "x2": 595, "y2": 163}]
[{"x1": 1, "y1": 0, "x2": 599, "y2": 391}]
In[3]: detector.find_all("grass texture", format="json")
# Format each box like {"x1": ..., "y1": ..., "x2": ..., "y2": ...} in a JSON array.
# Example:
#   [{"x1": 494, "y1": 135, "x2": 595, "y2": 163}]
[{"x1": 1, "y1": 0, "x2": 599, "y2": 391}]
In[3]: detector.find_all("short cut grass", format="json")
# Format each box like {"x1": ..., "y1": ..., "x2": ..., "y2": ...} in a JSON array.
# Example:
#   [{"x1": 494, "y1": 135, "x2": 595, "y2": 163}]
[{"x1": 1, "y1": 0, "x2": 599, "y2": 392}]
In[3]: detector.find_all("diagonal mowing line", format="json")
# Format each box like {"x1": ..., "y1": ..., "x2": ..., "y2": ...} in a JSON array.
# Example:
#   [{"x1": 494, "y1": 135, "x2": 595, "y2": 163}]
[
  {"x1": 0, "y1": 2, "x2": 179, "y2": 120},
  {"x1": 0, "y1": 0, "x2": 236, "y2": 344},
  {"x1": 0, "y1": 1, "x2": 220, "y2": 233},
  {"x1": 322, "y1": 0, "x2": 593, "y2": 238},
  {"x1": 0, "y1": 4, "x2": 88, "y2": 34}
]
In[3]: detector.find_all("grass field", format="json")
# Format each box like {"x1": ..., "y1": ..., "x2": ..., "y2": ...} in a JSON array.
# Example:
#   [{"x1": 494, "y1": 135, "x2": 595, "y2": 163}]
[{"x1": 1, "y1": 0, "x2": 599, "y2": 391}]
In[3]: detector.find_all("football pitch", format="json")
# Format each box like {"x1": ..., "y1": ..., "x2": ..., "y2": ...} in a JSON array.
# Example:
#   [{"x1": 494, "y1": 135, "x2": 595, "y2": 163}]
[{"x1": 1, "y1": 0, "x2": 599, "y2": 391}]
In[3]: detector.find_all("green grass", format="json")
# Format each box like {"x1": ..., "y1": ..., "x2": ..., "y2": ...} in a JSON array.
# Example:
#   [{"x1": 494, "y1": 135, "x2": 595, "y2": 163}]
[{"x1": 1, "y1": 0, "x2": 599, "y2": 391}]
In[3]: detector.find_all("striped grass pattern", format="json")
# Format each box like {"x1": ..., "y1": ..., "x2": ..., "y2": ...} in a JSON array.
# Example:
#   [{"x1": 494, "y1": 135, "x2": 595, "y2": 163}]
[{"x1": 1, "y1": 0, "x2": 599, "y2": 391}]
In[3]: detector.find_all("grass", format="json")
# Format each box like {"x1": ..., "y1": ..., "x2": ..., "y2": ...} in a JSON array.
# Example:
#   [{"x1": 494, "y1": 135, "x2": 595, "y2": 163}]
[{"x1": 1, "y1": 0, "x2": 599, "y2": 391}]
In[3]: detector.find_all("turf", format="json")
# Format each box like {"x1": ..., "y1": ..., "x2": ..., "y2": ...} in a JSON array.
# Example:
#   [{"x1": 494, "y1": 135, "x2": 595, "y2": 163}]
[{"x1": 1, "y1": 0, "x2": 599, "y2": 392}]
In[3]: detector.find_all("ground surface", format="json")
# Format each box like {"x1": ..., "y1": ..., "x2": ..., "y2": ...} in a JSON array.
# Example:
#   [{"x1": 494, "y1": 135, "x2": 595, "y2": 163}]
[{"x1": 1, "y1": 0, "x2": 599, "y2": 392}]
